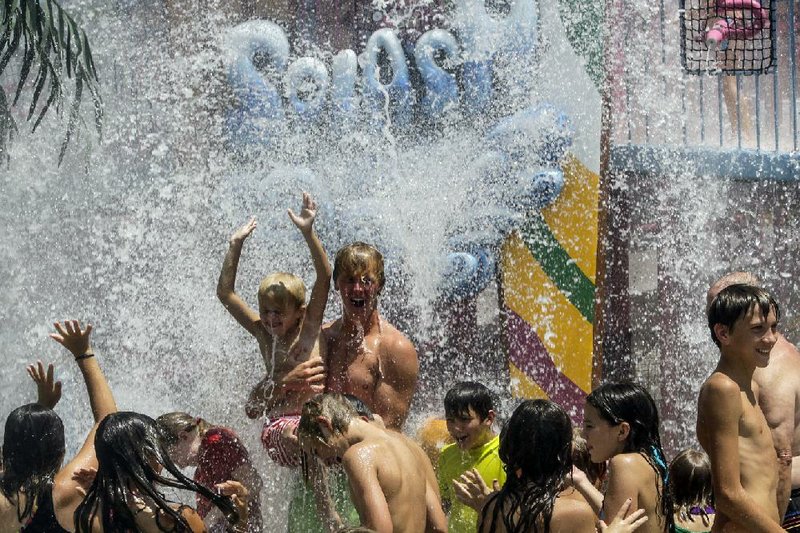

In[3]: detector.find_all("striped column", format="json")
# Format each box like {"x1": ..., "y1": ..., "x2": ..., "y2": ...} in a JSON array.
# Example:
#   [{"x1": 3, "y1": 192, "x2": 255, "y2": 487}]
[{"x1": 500, "y1": 154, "x2": 600, "y2": 423}]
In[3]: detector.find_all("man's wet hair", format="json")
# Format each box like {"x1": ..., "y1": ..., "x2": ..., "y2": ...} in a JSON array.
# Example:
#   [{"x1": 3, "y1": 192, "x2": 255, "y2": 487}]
[
  {"x1": 444, "y1": 381, "x2": 495, "y2": 420},
  {"x1": 333, "y1": 242, "x2": 385, "y2": 290},
  {"x1": 707, "y1": 283, "x2": 780, "y2": 347}
]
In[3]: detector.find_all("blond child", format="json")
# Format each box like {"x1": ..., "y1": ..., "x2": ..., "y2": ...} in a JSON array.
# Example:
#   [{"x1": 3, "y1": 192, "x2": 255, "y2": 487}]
[{"x1": 217, "y1": 192, "x2": 331, "y2": 467}]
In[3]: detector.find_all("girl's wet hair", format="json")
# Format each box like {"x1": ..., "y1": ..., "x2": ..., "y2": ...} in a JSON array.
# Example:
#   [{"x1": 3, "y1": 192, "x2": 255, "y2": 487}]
[
  {"x1": 479, "y1": 399, "x2": 572, "y2": 532},
  {"x1": 1, "y1": 403, "x2": 65, "y2": 522},
  {"x1": 75, "y1": 411, "x2": 237, "y2": 532},
  {"x1": 444, "y1": 381, "x2": 495, "y2": 420},
  {"x1": 707, "y1": 283, "x2": 779, "y2": 347},
  {"x1": 586, "y1": 381, "x2": 674, "y2": 532},
  {"x1": 669, "y1": 449, "x2": 713, "y2": 510}
]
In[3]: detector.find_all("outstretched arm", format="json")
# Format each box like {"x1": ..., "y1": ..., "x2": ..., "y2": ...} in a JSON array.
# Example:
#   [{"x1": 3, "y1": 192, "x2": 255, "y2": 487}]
[
  {"x1": 27, "y1": 360, "x2": 62, "y2": 409},
  {"x1": 217, "y1": 217, "x2": 262, "y2": 337},
  {"x1": 50, "y1": 320, "x2": 118, "y2": 529},
  {"x1": 288, "y1": 193, "x2": 332, "y2": 356}
]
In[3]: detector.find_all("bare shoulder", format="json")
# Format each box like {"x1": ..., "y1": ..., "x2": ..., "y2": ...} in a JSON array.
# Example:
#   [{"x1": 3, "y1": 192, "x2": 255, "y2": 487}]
[
  {"x1": 699, "y1": 371, "x2": 742, "y2": 405},
  {"x1": 551, "y1": 495, "x2": 595, "y2": 532},
  {"x1": 343, "y1": 440, "x2": 381, "y2": 470},
  {"x1": 755, "y1": 337, "x2": 800, "y2": 386},
  {"x1": 380, "y1": 320, "x2": 415, "y2": 354}
]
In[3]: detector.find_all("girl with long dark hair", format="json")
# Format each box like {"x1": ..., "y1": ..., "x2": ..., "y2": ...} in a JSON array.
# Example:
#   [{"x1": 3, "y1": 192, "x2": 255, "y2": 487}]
[
  {"x1": 74, "y1": 412, "x2": 248, "y2": 533},
  {"x1": 0, "y1": 320, "x2": 117, "y2": 532},
  {"x1": 572, "y1": 382, "x2": 674, "y2": 533}
]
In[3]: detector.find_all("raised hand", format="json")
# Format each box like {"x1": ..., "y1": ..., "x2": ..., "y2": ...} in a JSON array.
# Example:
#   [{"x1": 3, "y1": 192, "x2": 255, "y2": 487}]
[
  {"x1": 453, "y1": 468, "x2": 499, "y2": 511},
  {"x1": 27, "y1": 360, "x2": 62, "y2": 409},
  {"x1": 287, "y1": 192, "x2": 318, "y2": 235},
  {"x1": 599, "y1": 498, "x2": 648, "y2": 533},
  {"x1": 230, "y1": 217, "x2": 257, "y2": 245},
  {"x1": 71, "y1": 467, "x2": 97, "y2": 495},
  {"x1": 49, "y1": 320, "x2": 93, "y2": 358}
]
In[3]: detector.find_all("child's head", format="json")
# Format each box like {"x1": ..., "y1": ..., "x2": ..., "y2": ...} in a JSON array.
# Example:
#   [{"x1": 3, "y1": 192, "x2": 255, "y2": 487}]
[
  {"x1": 583, "y1": 381, "x2": 663, "y2": 462},
  {"x1": 707, "y1": 283, "x2": 779, "y2": 356},
  {"x1": 298, "y1": 393, "x2": 359, "y2": 460},
  {"x1": 479, "y1": 400, "x2": 571, "y2": 532},
  {"x1": 156, "y1": 412, "x2": 210, "y2": 468},
  {"x1": 669, "y1": 449, "x2": 713, "y2": 510},
  {"x1": 444, "y1": 381, "x2": 496, "y2": 451},
  {"x1": 257, "y1": 272, "x2": 306, "y2": 336}
]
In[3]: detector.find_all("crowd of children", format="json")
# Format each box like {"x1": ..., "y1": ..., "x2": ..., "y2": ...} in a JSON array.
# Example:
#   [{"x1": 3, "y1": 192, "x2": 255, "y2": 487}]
[{"x1": 1, "y1": 193, "x2": 797, "y2": 532}]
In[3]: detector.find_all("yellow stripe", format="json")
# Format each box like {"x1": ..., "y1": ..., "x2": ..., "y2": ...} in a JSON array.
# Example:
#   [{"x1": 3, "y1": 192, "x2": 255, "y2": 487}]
[
  {"x1": 509, "y1": 362, "x2": 549, "y2": 399},
  {"x1": 502, "y1": 232, "x2": 593, "y2": 393},
  {"x1": 541, "y1": 153, "x2": 600, "y2": 284}
]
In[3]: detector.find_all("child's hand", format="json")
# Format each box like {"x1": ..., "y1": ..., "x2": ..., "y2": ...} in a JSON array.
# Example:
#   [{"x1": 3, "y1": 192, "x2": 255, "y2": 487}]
[
  {"x1": 570, "y1": 465, "x2": 590, "y2": 487},
  {"x1": 26, "y1": 360, "x2": 62, "y2": 409},
  {"x1": 598, "y1": 498, "x2": 648, "y2": 533},
  {"x1": 452, "y1": 468, "x2": 498, "y2": 511},
  {"x1": 49, "y1": 320, "x2": 93, "y2": 358},
  {"x1": 215, "y1": 480, "x2": 249, "y2": 525},
  {"x1": 280, "y1": 358, "x2": 326, "y2": 394},
  {"x1": 71, "y1": 467, "x2": 97, "y2": 495},
  {"x1": 287, "y1": 192, "x2": 318, "y2": 235},
  {"x1": 230, "y1": 217, "x2": 257, "y2": 245}
]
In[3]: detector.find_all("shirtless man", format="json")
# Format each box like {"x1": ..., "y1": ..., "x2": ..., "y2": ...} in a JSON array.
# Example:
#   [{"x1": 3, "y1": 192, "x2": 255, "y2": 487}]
[
  {"x1": 697, "y1": 283, "x2": 783, "y2": 532},
  {"x1": 298, "y1": 393, "x2": 447, "y2": 533},
  {"x1": 707, "y1": 272, "x2": 800, "y2": 524},
  {"x1": 272, "y1": 241, "x2": 419, "y2": 430}
]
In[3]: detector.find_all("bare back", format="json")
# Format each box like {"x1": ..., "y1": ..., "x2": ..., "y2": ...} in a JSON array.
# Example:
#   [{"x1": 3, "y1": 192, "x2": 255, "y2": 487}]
[
  {"x1": 343, "y1": 431, "x2": 430, "y2": 533},
  {"x1": 479, "y1": 490, "x2": 595, "y2": 533},
  {"x1": 603, "y1": 453, "x2": 665, "y2": 533},
  {"x1": 0, "y1": 493, "x2": 23, "y2": 533}
]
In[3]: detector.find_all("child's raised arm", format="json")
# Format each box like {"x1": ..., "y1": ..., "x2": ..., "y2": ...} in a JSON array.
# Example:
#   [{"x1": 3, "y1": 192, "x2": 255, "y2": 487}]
[
  {"x1": 217, "y1": 217, "x2": 262, "y2": 337},
  {"x1": 49, "y1": 320, "x2": 118, "y2": 529},
  {"x1": 288, "y1": 192, "x2": 331, "y2": 355}
]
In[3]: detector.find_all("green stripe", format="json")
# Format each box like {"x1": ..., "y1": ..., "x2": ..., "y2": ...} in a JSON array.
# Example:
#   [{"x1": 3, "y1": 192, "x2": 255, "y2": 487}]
[{"x1": 519, "y1": 212, "x2": 596, "y2": 323}]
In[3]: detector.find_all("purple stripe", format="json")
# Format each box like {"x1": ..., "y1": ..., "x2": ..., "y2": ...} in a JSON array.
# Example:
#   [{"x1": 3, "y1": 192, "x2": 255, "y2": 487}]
[{"x1": 504, "y1": 306, "x2": 587, "y2": 425}]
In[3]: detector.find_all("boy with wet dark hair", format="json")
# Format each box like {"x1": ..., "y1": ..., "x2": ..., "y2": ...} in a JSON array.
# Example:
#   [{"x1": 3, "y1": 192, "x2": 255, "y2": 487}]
[
  {"x1": 698, "y1": 283, "x2": 783, "y2": 532},
  {"x1": 438, "y1": 381, "x2": 505, "y2": 533}
]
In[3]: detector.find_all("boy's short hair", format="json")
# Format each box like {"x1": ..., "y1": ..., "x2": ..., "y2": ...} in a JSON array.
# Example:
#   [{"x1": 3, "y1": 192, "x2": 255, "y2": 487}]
[
  {"x1": 258, "y1": 272, "x2": 306, "y2": 312},
  {"x1": 444, "y1": 381, "x2": 495, "y2": 420},
  {"x1": 298, "y1": 394, "x2": 359, "y2": 443},
  {"x1": 707, "y1": 283, "x2": 779, "y2": 347},
  {"x1": 333, "y1": 242, "x2": 385, "y2": 290}
]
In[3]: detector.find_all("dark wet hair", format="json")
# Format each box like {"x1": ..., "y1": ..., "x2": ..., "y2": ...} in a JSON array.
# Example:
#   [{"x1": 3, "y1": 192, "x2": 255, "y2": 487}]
[
  {"x1": 479, "y1": 400, "x2": 571, "y2": 533},
  {"x1": 342, "y1": 394, "x2": 374, "y2": 420},
  {"x1": 444, "y1": 381, "x2": 495, "y2": 420},
  {"x1": 669, "y1": 449, "x2": 713, "y2": 510},
  {"x1": 75, "y1": 412, "x2": 237, "y2": 533},
  {"x1": 1, "y1": 403, "x2": 65, "y2": 522},
  {"x1": 707, "y1": 283, "x2": 779, "y2": 347},
  {"x1": 586, "y1": 382, "x2": 674, "y2": 532}
]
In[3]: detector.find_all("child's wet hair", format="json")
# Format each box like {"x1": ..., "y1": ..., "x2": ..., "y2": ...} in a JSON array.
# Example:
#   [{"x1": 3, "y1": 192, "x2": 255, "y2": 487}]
[
  {"x1": 444, "y1": 381, "x2": 495, "y2": 420},
  {"x1": 707, "y1": 283, "x2": 779, "y2": 347},
  {"x1": 155, "y1": 412, "x2": 210, "y2": 447},
  {"x1": 298, "y1": 393, "x2": 359, "y2": 443},
  {"x1": 586, "y1": 381, "x2": 674, "y2": 531},
  {"x1": 333, "y1": 242, "x2": 385, "y2": 290},
  {"x1": 343, "y1": 394, "x2": 375, "y2": 420},
  {"x1": 257, "y1": 272, "x2": 306, "y2": 312},
  {"x1": 669, "y1": 449, "x2": 713, "y2": 510},
  {"x1": 480, "y1": 400, "x2": 572, "y2": 531}
]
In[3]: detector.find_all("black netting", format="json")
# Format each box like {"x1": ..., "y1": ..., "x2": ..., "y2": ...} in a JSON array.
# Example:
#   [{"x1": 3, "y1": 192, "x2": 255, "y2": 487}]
[{"x1": 680, "y1": 0, "x2": 776, "y2": 74}]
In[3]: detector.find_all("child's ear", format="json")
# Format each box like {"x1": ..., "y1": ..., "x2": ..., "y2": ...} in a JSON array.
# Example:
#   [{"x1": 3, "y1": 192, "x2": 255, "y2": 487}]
[
  {"x1": 316, "y1": 415, "x2": 334, "y2": 436},
  {"x1": 714, "y1": 323, "x2": 730, "y2": 345},
  {"x1": 484, "y1": 410, "x2": 496, "y2": 426},
  {"x1": 617, "y1": 421, "x2": 631, "y2": 442}
]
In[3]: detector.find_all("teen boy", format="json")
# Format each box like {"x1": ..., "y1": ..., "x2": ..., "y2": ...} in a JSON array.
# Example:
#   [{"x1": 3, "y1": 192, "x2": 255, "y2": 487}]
[{"x1": 697, "y1": 283, "x2": 783, "y2": 532}]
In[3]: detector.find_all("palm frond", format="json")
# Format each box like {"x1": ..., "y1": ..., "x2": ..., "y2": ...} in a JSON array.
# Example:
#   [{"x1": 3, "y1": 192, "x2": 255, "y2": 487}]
[{"x1": 0, "y1": 0, "x2": 102, "y2": 163}]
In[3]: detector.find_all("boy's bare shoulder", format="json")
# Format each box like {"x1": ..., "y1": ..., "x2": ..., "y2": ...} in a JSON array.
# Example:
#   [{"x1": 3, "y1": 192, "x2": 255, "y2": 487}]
[{"x1": 700, "y1": 370, "x2": 742, "y2": 398}]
